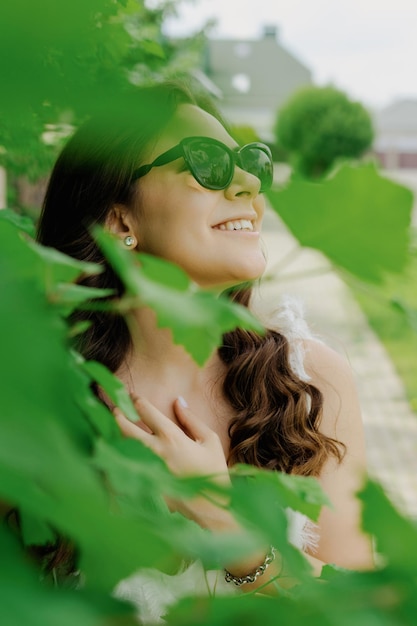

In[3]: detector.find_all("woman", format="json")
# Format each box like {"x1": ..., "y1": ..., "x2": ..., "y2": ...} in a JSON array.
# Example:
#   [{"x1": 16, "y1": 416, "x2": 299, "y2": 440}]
[{"x1": 37, "y1": 81, "x2": 373, "y2": 619}]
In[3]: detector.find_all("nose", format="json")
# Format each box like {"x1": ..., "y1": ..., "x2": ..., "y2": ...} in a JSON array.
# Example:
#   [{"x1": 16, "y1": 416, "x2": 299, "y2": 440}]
[{"x1": 224, "y1": 165, "x2": 261, "y2": 200}]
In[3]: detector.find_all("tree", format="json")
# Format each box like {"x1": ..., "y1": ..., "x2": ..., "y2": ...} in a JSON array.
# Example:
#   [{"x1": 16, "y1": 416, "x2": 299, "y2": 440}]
[{"x1": 274, "y1": 85, "x2": 374, "y2": 178}]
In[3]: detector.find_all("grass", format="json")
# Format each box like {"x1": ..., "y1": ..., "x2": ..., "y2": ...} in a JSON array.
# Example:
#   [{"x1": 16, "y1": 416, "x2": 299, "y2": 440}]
[{"x1": 347, "y1": 238, "x2": 417, "y2": 412}]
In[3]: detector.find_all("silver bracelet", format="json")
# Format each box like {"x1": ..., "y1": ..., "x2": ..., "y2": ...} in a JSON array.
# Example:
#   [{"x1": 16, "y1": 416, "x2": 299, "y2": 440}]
[{"x1": 224, "y1": 546, "x2": 276, "y2": 586}]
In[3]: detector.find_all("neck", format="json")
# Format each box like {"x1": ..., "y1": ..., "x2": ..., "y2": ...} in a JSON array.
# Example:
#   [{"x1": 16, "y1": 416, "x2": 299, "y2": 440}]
[
  {"x1": 117, "y1": 306, "x2": 222, "y2": 396},
  {"x1": 115, "y1": 306, "x2": 231, "y2": 446}
]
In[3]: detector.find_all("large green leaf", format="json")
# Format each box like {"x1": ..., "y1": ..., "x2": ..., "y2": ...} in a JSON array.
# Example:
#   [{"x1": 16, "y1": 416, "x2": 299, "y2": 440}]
[
  {"x1": 27, "y1": 238, "x2": 103, "y2": 286},
  {"x1": 359, "y1": 480, "x2": 417, "y2": 570},
  {"x1": 0, "y1": 221, "x2": 182, "y2": 590},
  {"x1": 94, "y1": 228, "x2": 264, "y2": 365},
  {"x1": 231, "y1": 464, "x2": 331, "y2": 522},
  {"x1": 267, "y1": 162, "x2": 413, "y2": 282},
  {"x1": 0, "y1": 524, "x2": 137, "y2": 626}
]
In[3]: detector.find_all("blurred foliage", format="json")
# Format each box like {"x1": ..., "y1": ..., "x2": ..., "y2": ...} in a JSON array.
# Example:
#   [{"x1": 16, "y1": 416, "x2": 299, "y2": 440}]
[
  {"x1": 274, "y1": 86, "x2": 374, "y2": 178},
  {"x1": 267, "y1": 161, "x2": 417, "y2": 402},
  {"x1": 229, "y1": 124, "x2": 260, "y2": 146},
  {"x1": 267, "y1": 162, "x2": 413, "y2": 283},
  {"x1": 0, "y1": 210, "x2": 328, "y2": 623},
  {"x1": 0, "y1": 0, "x2": 206, "y2": 185},
  {"x1": 167, "y1": 481, "x2": 417, "y2": 626},
  {"x1": 4, "y1": 209, "x2": 417, "y2": 626},
  {"x1": 349, "y1": 241, "x2": 417, "y2": 410}
]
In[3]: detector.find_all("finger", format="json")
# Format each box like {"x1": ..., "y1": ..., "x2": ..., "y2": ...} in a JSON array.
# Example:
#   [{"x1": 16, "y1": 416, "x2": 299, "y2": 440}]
[
  {"x1": 131, "y1": 395, "x2": 176, "y2": 436},
  {"x1": 113, "y1": 407, "x2": 154, "y2": 445},
  {"x1": 127, "y1": 394, "x2": 153, "y2": 434},
  {"x1": 173, "y1": 396, "x2": 216, "y2": 442}
]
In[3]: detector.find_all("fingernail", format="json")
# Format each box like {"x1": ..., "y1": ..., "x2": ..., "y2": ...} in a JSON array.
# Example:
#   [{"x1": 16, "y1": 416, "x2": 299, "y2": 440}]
[{"x1": 178, "y1": 395, "x2": 188, "y2": 408}]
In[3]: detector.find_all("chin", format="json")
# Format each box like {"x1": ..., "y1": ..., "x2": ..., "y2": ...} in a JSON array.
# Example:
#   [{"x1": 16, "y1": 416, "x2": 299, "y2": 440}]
[
  {"x1": 235, "y1": 257, "x2": 267, "y2": 282},
  {"x1": 190, "y1": 255, "x2": 267, "y2": 291},
  {"x1": 203, "y1": 267, "x2": 265, "y2": 292}
]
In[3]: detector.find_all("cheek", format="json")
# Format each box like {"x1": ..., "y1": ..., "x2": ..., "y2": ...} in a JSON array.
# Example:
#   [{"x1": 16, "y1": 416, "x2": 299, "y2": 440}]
[
  {"x1": 132, "y1": 184, "x2": 201, "y2": 255},
  {"x1": 132, "y1": 185, "x2": 169, "y2": 249},
  {"x1": 254, "y1": 194, "x2": 266, "y2": 222}
]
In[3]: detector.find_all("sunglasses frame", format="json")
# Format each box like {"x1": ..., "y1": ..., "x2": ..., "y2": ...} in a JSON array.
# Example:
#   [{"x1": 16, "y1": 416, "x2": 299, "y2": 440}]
[{"x1": 131, "y1": 136, "x2": 273, "y2": 193}]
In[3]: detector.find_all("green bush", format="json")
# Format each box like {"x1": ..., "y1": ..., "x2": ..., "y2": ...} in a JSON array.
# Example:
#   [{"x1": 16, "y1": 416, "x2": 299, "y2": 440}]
[{"x1": 275, "y1": 86, "x2": 374, "y2": 178}]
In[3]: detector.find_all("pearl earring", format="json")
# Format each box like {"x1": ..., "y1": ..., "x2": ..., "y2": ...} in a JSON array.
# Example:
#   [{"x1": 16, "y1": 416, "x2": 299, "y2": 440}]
[{"x1": 124, "y1": 235, "x2": 136, "y2": 247}]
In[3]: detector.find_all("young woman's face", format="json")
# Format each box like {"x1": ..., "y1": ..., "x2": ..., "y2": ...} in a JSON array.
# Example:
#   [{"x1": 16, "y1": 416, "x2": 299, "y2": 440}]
[{"x1": 131, "y1": 104, "x2": 267, "y2": 289}]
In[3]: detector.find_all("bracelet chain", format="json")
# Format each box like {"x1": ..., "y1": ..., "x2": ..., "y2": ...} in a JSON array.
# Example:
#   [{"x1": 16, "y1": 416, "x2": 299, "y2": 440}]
[{"x1": 224, "y1": 546, "x2": 276, "y2": 586}]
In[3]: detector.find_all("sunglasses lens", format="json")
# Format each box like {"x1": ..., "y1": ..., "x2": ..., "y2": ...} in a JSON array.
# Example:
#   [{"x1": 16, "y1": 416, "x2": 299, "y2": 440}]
[
  {"x1": 184, "y1": 139, "x2": 273, "y2": 192},
  {"x1": 239, "y1": 146, "x2": 273, "y2": 192},
  {"x1": 186, "y1": 140, "x2": 232, "y2": 190}
]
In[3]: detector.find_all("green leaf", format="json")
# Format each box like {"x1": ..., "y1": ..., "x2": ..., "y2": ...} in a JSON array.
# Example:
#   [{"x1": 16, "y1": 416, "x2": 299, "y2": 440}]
[
  {"x1": 140, "y1": 39, "x2": 166, "y2": 59},
  {"x1": 94, "y1": 228, "x2": 264, "y2": 365},
  {"x1": 48, "y1": 282, "x2": 114, "y2": 315},
  {"x1": 267, "y1": 162, "x2": 413, "y2": 282},
  {"x1": 229, "y1": 466, "x2": 330, "y2": 579},
  {"x1": 167, "y1": 593, "x2": 297, "y2": 626},
  {"x1": 27, "y1": 238, "x2": 103, "y2": 284},
  {"x1": 0, "y1": 208, "x2": 36, "y2": 237},
  {"x1": 359, "y1": 479, "x2": 417, "y2": 569},
  {"x1": 19, "y1": 510, "x2": 55, "y2": 546},
  {"x1": 80, "y1": 359, "x2": 139, "y2": 423},
  {"x1": 231, "y1": 464, "x2": 330, "y2": 522},
  {"x1": 137, "y1": 252, "x2": 190, "y2": 291},
  {"x1": 319, "y1": 563, "x2": 349, "y2": 581},
  {"x1": 390, "y1": 297, "x2": 417, "y2": 333},
  {"x1": 0, "y1": 524, "x2": 136, "y2": 626}
]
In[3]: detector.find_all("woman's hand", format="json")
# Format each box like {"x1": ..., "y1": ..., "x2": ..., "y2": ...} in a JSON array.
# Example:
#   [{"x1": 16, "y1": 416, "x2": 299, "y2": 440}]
[
  {"x1": 113, "y1": 395, "x2": 235, "y2": 529},
  {"x1": 114, "y1": 395, "x2": 229, "y2": 482},
  {"x1": 113, "y1": 394, "x2": 322, "y2": 591}
]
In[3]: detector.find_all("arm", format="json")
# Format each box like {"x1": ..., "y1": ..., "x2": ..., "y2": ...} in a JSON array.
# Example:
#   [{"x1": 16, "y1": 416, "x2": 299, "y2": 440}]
[
  {"x1": 113, "y1": 341, "x2": 373, "y2": 594},
  {"x1": 302, "y1": 339, "x2": 374, "y2": 570},
  {"x1": 114, "y1": 395, "x2": 296, "y2": 590}
]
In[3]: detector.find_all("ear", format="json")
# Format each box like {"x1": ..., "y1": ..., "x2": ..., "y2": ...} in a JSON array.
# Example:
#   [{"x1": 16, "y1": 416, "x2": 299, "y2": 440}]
[{"x1": 105, "y1": 206, "x2": 139, "y2": 249}]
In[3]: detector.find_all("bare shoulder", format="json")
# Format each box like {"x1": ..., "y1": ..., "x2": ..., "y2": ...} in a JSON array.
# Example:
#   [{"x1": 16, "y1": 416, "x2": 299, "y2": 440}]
[
  {"x1": 301, "y1": 339, "x2": 363, "y2": 444},
  {"x1": 299, "y1": 342, "x2": 373, "y2": 568},
  {"x1": 302, "y1": 339, "x2": 356, "y2": 386}
]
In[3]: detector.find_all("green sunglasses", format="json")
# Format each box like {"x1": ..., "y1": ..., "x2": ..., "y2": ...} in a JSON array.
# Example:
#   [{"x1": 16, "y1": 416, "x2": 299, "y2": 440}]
[{"x1": 132, "y1": 136, "x2": 274, "y2": 193}]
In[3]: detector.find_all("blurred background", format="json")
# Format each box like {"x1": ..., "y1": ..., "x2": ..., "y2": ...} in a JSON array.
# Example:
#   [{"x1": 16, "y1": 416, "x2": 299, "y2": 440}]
[{"x1": 163, "y1": 0, "x2": 417, "y2": 169}]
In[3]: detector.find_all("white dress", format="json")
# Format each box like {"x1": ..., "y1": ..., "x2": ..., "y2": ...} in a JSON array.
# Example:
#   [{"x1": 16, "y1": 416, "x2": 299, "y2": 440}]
[{"x1": 115, "y1": 297, "x2": 319, "y2": 624}]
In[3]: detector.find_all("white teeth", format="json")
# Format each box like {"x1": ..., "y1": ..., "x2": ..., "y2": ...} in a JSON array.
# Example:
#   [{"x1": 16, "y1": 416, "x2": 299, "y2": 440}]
[{"x1": 216, "y1": 219, "x2": 254, "y2": 231}]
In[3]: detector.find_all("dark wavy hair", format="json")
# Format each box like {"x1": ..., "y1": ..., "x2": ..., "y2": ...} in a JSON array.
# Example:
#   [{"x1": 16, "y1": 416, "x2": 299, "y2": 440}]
[{"x1": 37, "y1": 80, "x2": 343, "y2": 480}]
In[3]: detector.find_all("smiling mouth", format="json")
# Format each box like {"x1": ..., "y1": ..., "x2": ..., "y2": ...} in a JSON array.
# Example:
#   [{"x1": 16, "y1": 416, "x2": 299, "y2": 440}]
[{"x1": 213, "y1": 219, "x2": 255, "y2": 232}]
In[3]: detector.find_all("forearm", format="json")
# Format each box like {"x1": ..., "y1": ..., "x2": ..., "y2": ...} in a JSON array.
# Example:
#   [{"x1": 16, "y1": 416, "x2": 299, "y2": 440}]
[
  {"x1": 223, "y1": 544, "x2": 324, "y2": 595},
  {"x1": 179, "y1": 495, "x2": 324, "y2": 594}
]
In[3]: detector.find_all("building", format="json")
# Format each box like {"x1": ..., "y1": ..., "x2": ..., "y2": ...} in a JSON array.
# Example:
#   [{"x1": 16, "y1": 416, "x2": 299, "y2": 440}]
[
  {"x1": 373, "y1": 99, "x2": 417, "y2": 170},
  {"x1": 203, "y1": 26, "x2": 312, "y2": 141}
]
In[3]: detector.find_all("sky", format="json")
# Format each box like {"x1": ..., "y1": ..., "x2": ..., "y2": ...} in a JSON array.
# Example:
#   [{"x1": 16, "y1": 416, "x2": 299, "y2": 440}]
[{"x1": 162, "y1": 0, "x2": 417, "y2": 112}]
